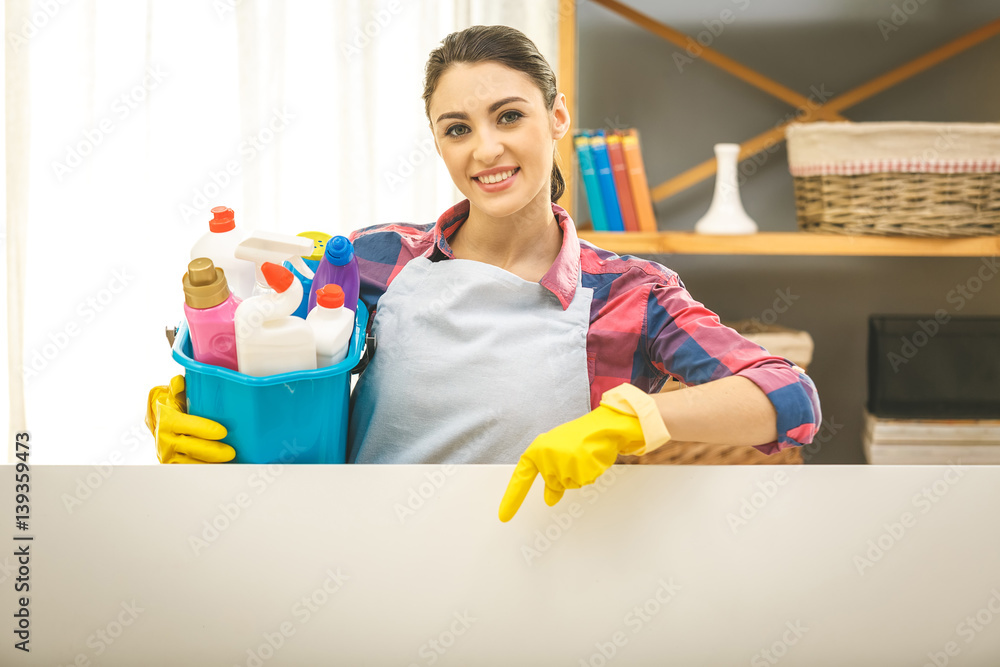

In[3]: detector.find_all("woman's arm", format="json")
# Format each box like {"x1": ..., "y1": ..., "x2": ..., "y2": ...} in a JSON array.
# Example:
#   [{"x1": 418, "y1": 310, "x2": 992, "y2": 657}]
[
  {"x1": 653, "y1": 375, "x2": 777, "y2": 447},
  {"x1": 644, "y1": 280, "x2": 822, "y2": 453},
  {"x1": 498, "y1": 374, "x2": 785, "y2": 522}
]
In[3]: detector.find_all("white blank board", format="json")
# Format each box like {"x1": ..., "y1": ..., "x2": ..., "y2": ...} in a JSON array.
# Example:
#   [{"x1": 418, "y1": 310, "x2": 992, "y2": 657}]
[{"x1": 1, "y1": 463, "x2": 998, "y2": 666}]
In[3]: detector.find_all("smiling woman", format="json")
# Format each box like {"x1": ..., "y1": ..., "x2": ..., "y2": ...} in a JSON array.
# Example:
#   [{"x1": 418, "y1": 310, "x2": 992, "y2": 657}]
[
  {"x1": 427, "y1": 59, "x2": 569, "y2": 282},
  {"x1": 147, "y1": 25, "x2": 821, "y2": 524},
  {"x1": 345, "y1": 25, "x2": 822, "y2": 520}
]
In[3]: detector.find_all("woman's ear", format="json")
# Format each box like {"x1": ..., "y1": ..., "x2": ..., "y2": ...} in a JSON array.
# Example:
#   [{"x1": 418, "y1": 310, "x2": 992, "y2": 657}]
[{"x1": 551, "y1": 92, "x2": 570, "y2": 141}]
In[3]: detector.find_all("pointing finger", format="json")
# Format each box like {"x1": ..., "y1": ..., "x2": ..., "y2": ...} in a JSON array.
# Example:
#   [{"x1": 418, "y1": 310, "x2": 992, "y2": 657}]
[
  {"x1": 499, "y1": 458, "x2": 538, "y2": 523},
  {"x1": 544, "y1": 484, "x2": 565, "y2": 507}
]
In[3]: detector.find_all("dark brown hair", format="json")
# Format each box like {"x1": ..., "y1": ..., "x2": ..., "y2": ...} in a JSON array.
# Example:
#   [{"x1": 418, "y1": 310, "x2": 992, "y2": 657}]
[{"x1": 423, "y1": 25, "x2": 566, "y2": 202}]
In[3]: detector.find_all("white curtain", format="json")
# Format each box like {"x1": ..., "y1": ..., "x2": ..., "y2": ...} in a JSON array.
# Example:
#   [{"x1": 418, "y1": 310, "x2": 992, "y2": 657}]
[
  {"x1": 4, "y1": 0, "x2": 559, "y2": 464},
  {"x1": 5, "y1": 0, "x2": 32, "y2": 464}
]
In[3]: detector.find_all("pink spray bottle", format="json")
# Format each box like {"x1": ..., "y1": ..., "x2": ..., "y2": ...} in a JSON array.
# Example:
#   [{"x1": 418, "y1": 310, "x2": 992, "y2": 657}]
[{"x1": 183, "y1": 257, "x2": 242, "y2": 371}]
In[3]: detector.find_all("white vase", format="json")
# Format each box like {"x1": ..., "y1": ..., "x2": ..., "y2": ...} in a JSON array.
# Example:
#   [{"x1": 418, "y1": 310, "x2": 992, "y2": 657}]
[{"x1": 694, "y1": 143, "x2": 759, "y2": 235}]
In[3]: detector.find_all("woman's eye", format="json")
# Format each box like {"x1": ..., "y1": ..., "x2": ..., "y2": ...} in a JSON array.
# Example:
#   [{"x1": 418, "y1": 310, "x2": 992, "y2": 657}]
[
  {"x1": 445, "y1": 124, "x2": 470, "y2": 137},
  {"x1": 499, "y1": 110, "x2": 523, "y2": 124}
]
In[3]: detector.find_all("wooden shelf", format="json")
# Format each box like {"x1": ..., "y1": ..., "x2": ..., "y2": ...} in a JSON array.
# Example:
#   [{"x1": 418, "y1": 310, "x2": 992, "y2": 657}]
[
  {"x1": 557, "y1": 2, "x2": 1000, "y2": 218},
  {"x1": 577, "y1": 231, "x2": 1000, "y2": 257}
]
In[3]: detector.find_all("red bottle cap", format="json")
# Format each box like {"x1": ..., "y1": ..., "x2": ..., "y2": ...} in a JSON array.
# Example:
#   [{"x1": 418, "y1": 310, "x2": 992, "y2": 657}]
[
  {"x1": 261, "y1": 262, "x2": 294, "y2": 293},
  {"x1": 317, "y1": 284, "x2": 345, "y2": 309},
  {"x1": 209, "y1": 206, "x2": 235, "y2": 232}
]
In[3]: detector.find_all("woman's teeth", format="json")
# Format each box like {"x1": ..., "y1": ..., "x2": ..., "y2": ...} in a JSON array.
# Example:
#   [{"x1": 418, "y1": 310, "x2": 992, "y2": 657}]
[{"x1": 477, "y1": 169, "x2": 517, "y2": 184}]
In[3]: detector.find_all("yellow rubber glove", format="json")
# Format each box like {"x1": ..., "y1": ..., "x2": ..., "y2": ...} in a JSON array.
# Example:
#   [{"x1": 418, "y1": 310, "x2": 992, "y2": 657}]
[
  {"x1": 498, "y1": 383, "x2": 670, "y2": 522},
  {"x1": 146, "y1": 375, "x2": 236, "y2": 464}
]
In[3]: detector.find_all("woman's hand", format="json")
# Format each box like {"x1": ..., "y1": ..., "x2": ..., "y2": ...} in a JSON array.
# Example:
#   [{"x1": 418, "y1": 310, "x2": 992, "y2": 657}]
[
  {"x1": 498, "y1": 384, "x2": 670, "y2": 522},
  {"x1": 146, "y1": 375, "x2": 236, "y2": 464}
]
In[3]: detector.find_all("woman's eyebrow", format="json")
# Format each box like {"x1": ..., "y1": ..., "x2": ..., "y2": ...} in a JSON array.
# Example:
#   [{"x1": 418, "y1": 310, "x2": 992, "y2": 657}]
[{"x1": 434, "y1": 96, "x2": 529, "y2": 124}]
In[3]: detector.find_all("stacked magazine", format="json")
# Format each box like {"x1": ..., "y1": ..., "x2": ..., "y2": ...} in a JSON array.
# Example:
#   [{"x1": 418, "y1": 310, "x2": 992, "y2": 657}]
[{"x1": 862, "y1": 410, "x2": 1000, "y2": 464}]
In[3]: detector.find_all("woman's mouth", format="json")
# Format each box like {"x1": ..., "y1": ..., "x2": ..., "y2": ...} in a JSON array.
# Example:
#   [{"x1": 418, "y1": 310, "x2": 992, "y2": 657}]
[{"x1": 473, "y1": 167, "x2": 520, "y2": 191}]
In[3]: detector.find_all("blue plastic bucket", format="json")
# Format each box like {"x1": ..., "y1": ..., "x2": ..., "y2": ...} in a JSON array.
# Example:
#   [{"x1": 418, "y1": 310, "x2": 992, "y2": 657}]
[{"x1": 171, "y1": 300, "x2": 367, "y2": 464}]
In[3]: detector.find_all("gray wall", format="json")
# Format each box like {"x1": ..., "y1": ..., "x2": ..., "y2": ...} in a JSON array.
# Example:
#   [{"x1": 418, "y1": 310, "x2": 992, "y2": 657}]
[{"x1": 576, "y1": 0, "x2": 1000, "y2": 463}]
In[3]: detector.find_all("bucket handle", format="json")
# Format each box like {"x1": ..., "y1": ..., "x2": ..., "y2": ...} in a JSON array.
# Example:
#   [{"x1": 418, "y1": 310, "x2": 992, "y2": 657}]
[
  {"x1": 350, "y1": 332, "x2": 376, "y2": 375},
  {"x1": 165, "y1": 325, "x2": 178, "y2": 348}
]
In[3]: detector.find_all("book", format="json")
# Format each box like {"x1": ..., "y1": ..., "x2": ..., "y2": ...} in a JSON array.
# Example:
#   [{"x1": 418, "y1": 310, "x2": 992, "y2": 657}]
[
  {"x1": 863, "y1": 410, "x2": 1000, "y2": 443},
  {"x1": 605, "y1": 132, "x2": 639, "y2": 232},
  {"x1": 588, "y1": 131, "x2": 625, "y2": 232},
  {"x1": 575, "y1": 127, "x2": 658, "y2": 234},
  {"x1": 621, "y1": 128, "x2": 658, "y2": 233},
  {"x1": 862, "y1": 409, "x2": 1000, "y2": 464},
  {"x1": 864, "y1": 441, "x2": 1000, "y2": 465},
  {"x1": 573, "y1": 133, "x2": 609, "y2": 232}
]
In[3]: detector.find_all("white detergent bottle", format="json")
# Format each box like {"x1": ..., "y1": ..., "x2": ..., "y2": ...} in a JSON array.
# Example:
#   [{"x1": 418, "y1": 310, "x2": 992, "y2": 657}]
[
  {"x1": 235, "y1": 231, "x2": 315, "y2": 298},
  {"x1": 234, "y1": 262, "x2": 317, "y2": 377},
  {"x1": 306, "y1": 284, "x2": 354, "y2": 367},
  {"x1": 190, "y1": 206, "x2": 256, "y2": 300}
]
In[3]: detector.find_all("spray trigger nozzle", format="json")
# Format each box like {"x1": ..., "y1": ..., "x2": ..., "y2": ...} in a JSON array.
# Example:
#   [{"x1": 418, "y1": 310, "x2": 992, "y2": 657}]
[{"x1": 235, "y1": 231, "x2": 316, "y2": 289}]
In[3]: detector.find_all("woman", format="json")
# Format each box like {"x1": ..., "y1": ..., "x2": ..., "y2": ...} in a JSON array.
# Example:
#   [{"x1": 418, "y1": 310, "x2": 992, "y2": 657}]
[{"x1": 148, "y1": 25, "x2": 821, "y2": 522}]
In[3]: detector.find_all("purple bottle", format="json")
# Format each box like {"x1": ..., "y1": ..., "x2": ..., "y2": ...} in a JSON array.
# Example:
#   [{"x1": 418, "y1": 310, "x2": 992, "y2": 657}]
[
  {"x1": 307, "y1": 236, "x2": 360, "y2": 313},
  {"x1": 183, "y1": 257, "x2": 242, "y2": 371}
]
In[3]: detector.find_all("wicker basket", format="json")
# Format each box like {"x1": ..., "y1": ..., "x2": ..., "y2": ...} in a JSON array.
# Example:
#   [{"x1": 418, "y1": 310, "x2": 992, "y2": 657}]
[
  {"x1": 620, "y1": 322, "x2": 814, "y2": 466},
  {"x1": 786, "y1": 122, "x2": 1000, "y2": 237}
]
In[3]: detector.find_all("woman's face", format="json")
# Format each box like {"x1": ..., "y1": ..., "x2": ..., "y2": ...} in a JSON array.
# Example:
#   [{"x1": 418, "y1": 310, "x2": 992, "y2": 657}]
[{"x1": 428, "y1": 61, "x2": 569, "y2": 221}]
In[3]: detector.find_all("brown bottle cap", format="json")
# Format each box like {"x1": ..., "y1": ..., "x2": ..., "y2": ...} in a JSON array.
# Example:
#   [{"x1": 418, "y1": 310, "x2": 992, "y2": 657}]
[{"x1": 183, "y1": 257, "x2": 231, "y2": 309}]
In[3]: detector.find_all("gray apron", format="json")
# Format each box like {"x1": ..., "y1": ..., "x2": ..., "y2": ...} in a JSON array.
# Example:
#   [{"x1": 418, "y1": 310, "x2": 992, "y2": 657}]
[{"x1": 348, "y1": 255, "x2": 593, "y2": 464}]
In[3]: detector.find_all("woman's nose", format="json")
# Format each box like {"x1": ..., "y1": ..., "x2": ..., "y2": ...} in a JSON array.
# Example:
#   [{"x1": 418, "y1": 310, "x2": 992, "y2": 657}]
[{"x1": 472, "y1": 128, "x2": 503, "y2": 164}]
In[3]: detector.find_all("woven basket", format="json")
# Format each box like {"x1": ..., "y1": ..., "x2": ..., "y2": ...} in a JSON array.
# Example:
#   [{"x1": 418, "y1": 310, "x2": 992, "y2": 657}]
[
  {"x1": 620, "y1": 322, "x2": 813, "y2": 466},
  {"x1": 786, "y1": 122, "x2": 1000, "y2": 237}
]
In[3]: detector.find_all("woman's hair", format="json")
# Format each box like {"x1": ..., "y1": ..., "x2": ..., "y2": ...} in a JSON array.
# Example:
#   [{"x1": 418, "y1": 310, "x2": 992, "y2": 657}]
[{"x1": 423, "y1": 25, "x2": 566, "y2": 202}]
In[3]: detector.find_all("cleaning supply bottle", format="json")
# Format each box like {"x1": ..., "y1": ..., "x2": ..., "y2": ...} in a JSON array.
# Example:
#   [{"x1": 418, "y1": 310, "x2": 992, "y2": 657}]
[
  {"x1": 190, "y1": 206, "x2": 255, "y2": 300},
  {"x1": 308, "y1": 236, "x2": 360, "y2": 313},
  {"x1": 183, "y1": 257, "x2": 242, "y2": 371},
  {"x1": 306, "y1": 284, "x2": 354, "y2": 367},
  {"x1": 234, "y1": 262, "x2": 317, "y2": 377},
  {"x1": 287, "y1": 231, "x2": 332, "y2": 319},
  {"x1": 235, "y1": 231, "x2": 316, "y2": 298}
]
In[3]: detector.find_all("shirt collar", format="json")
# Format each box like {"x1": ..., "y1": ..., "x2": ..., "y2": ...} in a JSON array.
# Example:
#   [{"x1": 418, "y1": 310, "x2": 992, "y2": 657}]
[{"x1": 429, "y1": 199, "x2": 581, "y2": 310}]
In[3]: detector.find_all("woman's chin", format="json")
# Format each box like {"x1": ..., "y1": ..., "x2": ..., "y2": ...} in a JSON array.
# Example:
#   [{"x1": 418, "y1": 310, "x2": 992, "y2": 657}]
[
  {"x1": 467, "y1": 186, "x2": 550, "y2": 221},
  {"x1": 468, "y1": 194, "x2": 525, "y2": 220}
]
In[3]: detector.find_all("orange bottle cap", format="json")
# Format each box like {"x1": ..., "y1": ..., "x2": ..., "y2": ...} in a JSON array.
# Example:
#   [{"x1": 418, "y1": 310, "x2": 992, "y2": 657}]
[
  {"x1": 317, "y1": 284, "x2": 345, "y2": 309},
  {"x1": 261, "y1": 262, "x2": 294, "y2": 293},
  {"x1": 210, "y1": 206, "x2": 235, "y2": 232}
]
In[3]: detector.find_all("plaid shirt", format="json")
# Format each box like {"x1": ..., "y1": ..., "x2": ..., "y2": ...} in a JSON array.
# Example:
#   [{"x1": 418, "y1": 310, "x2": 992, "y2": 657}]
[{"x1": 350, "y1": 200, "x2": 821, "y2": 454}]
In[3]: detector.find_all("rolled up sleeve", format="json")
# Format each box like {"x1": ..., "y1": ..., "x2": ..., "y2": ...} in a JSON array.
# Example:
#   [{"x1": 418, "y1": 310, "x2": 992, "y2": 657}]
[{"x1": 644, "y1": 281, "x2": 822, "y2": 453}]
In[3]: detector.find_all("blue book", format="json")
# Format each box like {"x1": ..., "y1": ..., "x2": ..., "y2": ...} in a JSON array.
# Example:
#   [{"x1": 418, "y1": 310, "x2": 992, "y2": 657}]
[
  {"x1": 589, "y1": 130, "x2": 625, "y2": 232},
  {"x1": 574, "y1": 133, "x2": 609, "y2": 231}
]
